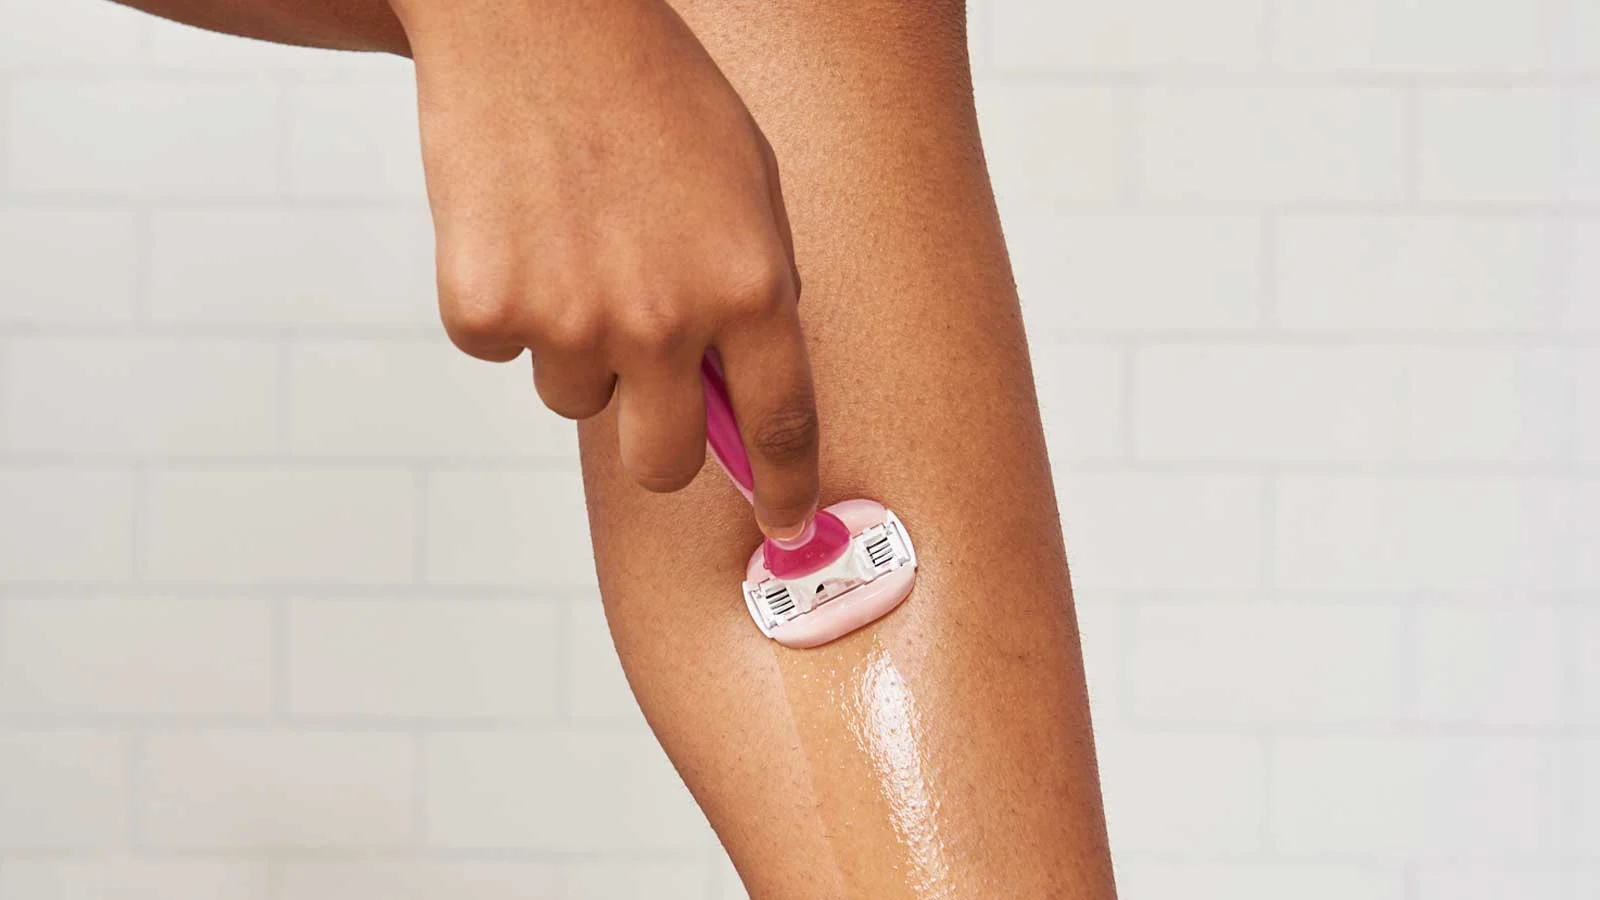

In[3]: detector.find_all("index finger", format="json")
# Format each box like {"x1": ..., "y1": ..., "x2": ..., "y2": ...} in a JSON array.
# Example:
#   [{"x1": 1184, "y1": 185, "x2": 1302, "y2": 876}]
[{"x1": 715, "y1": 304, "x2": 820, "y2": 542}]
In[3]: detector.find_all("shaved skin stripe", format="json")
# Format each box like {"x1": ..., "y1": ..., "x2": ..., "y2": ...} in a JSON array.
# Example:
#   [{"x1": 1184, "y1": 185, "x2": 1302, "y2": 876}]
[
  {"x1": 775, "y1": 633, "x2": 974, "y2": 900},
  {"x1": 845, "y1": 649, "x2": 956, "y2": 899}
]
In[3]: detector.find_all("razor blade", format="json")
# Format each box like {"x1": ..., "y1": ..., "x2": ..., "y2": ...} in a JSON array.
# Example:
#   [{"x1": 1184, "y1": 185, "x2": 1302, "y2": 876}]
[{"x1": 742, "y1": 498, "x2": 918, "y2": 649}]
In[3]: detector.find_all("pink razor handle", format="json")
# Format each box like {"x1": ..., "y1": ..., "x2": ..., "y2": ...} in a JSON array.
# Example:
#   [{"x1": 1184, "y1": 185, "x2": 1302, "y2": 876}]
[{"x1": 702, "y1": 355, "x2": 918, "y2": 648}]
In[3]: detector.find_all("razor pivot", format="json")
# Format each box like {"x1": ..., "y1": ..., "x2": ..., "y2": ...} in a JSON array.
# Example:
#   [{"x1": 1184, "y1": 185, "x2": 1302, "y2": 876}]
[
  {"x1": 747, "y1": 512, "x2": 913, "y2": 631},
  {"x1": 741, "y1": 500, "x2": 918, "y2": 648}
]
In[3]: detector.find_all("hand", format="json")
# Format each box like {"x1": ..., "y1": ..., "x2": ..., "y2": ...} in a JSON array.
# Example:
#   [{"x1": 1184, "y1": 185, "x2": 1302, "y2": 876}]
[{"x1": 390, "y1": 0, "x2": 819, "y2": 540}]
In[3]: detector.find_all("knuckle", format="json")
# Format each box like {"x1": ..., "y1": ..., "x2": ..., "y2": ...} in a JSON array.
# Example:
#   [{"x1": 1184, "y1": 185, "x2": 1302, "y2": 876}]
[
  {"x1": 437, "y1": 252, "x2": 521, "y2": 348},
  {"x1": 721, "y1": 254, "x2": 793, "y2": 318},
  {"x1": 615, "y1": 299, "x2": 691, "y2": 355},
  {"x1": 752, "y1": 403, "x2": 818, "y2": 468},
  {"x1": 551, "y1": 399, "x2": 610, "y2": 422},
  {"x1": 535, "y1": 304, "x2": 605, "y2": 355},
  {"x1": 541, "y1": 398, "x2": 584, "y2": 421},
  {"x1": 535, "y1": 375, "x2": 612, "y2": 421}
]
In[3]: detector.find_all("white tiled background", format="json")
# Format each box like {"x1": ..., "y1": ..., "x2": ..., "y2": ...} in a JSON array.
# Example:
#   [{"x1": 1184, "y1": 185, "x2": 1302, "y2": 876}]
[{"x1": 0, "y1": 0, "x2": 1595, "y2": 897}]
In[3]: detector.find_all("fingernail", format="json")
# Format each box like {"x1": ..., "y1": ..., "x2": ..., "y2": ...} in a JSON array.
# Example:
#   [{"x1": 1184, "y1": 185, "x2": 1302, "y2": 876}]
[{"x1": 766, "y1": 513, "x2": 817, "y2": 550}]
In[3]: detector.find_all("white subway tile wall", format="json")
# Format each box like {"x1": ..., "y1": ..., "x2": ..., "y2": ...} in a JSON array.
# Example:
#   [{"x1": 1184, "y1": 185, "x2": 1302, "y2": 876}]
[{"x1": 0, "y1": 0, "x2": 1595, "y2": 897}]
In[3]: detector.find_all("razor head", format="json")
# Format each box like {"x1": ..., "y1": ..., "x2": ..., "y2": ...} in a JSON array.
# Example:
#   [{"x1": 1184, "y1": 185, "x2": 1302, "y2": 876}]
[{"x1": 743, "y1": 499, "x2": 918, "y2": 648}]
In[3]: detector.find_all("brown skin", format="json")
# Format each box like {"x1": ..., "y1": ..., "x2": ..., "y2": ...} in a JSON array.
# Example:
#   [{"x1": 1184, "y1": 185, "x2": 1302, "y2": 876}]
[
  {"x1": 112, "y1": 0, "x2": 409, "y2": 54},
  {"x1": 99, "y1": 2, "x2": 1118, "y2": 897},
  {"x1": 584, "y1": 4, "x2": 1115, "y2": 897}
]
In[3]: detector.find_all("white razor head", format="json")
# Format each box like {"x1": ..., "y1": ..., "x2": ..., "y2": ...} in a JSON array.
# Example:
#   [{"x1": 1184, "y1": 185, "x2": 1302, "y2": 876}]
[{"x1": 743, "y1": 505, "x2": 917, "y2": 641}]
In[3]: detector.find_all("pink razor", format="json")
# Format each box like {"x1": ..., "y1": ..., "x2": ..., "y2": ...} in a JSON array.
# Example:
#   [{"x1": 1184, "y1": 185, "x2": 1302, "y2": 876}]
[{"x1": 702, "y1": 355, "x2": 918, "y2": 649}]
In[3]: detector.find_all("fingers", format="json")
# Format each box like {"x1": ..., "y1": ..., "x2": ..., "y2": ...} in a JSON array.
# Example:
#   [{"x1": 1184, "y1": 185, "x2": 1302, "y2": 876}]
[
  {"x1": 438, "y1": 250, "x2": 620, "y2": 418},
  {"x1": 615, "y1": 360, "x2": 708, "y2": 494},
  {"x1": 716, "y1": 300, "x2": 820, "y2": 541},
  {"x1": 436, "y1": 258, "x2": 529, "y2": 364},
  {"x1": 532, "y1": 349, "x2": 617, "y2": 420},
  {"x1": 435, "y1": 183, "x2": 814, "y2": 511},
  {"x1": 443, "y1": 318, "x2": 525, "y2": 363}
]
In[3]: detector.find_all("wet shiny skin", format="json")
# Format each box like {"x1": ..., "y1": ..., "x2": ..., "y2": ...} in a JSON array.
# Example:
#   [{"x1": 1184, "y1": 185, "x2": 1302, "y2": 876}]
[
  {"x1": 842, "y1": 650, "x2": 956, "y2": 900},
  {"x1": 776, "y1": 635, "x2": 971, "y2": 900}
]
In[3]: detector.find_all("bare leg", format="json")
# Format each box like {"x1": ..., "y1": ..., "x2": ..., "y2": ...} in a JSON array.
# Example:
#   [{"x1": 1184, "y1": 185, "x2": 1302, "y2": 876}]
[{"x1": 579, "y1": 3, "x2": 1116, "y2": 898}]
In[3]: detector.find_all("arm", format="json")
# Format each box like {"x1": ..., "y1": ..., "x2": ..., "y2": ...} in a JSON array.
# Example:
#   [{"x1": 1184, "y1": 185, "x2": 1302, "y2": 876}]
[
  {"x1": 109, "y1": 0, "x2": 410, "y2": 54},
  {"x1": 579, "y1": 2, "x2": 1116, "y2": 897}
]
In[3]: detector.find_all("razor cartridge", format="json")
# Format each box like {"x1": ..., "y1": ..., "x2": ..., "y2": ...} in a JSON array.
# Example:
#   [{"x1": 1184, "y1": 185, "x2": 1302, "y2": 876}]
[
  {"x1": 702, "y1": 355, "x2": 920, "y2": 648},
  {"x1": 743, "y1": 499, "x2": 917, "y2": 648}
]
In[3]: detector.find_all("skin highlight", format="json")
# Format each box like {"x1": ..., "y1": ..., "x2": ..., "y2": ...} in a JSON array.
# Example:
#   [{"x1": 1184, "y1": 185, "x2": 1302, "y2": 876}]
[{"x1": 836, "y1": 648, "x2": 957, "y2": 898}]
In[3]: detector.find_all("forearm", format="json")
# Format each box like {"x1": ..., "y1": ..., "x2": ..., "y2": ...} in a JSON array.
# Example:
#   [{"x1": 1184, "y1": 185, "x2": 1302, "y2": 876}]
[
  {"x1": 108, "y1": 0, "x2": 409, "y2": 55},
  {"x1": 579, "y1": 3, "x2": 1115, "y2": 897}
]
